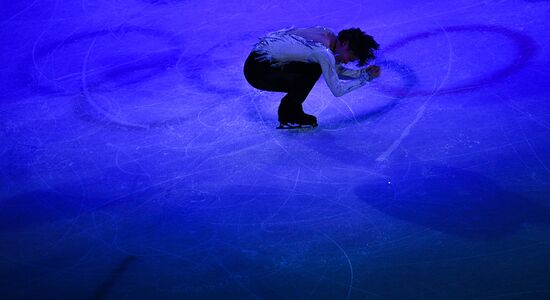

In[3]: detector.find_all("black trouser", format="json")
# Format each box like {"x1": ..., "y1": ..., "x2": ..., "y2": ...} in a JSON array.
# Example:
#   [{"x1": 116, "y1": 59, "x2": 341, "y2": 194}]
[{"x1": 243, "y1": 51, "x2": 322, "y2": 122}]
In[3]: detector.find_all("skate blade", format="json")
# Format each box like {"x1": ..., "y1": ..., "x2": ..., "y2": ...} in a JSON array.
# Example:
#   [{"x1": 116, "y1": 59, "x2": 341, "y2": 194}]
[{"x1": 277, "y1": 123, "x2": 318, "y2": 130}]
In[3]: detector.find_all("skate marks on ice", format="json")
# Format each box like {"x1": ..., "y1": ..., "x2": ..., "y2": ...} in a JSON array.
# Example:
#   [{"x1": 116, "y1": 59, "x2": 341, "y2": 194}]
[
  {"x1": 361, "y1": 24, "x2": 537, "y2": 162},
  {"x1": 24, "y1": 23, "x2": 539, "y2": 130},
  {"x1": 177, "y1": 33, "x2": 257, "y2": 95},
  {"x1": 0, "y1": 174, "x2": 152, "y2": 232},
  {"x1": 146, "y1": 0, "x2": 191, "y2": 4},
  {"x1": 199, "y1": 185, "x2": 351, "y2": 227},
  {"x1": 314, "y1": 24, "x2": 538, "y2": 159},
  {"x1": 377, "y1": 24, "x2": 537, "y2": 98},
  {"x1": 29, "y1": 26, "x2": 213, "y2": 129},
  {"x1": 34, "y1": 24, "x2": 535, "y2": 130},
  {"x1": 0, "y1": 0, "x2": 40, "y2": 26},
  {"x1": 31, "y1": 27, "x2": 182, "y2": 95},
  {"x1": 355, "y1": 161, "x2": 550, "y2": 240},
  {"x1": 298, "y1": 132, "x2": 550, "y2": 239}
]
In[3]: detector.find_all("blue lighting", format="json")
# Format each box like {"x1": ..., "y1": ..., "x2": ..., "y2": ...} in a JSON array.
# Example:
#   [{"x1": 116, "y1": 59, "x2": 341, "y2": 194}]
[{"x1": 1, "y1": 0, "x2": 549, "y2": 299}]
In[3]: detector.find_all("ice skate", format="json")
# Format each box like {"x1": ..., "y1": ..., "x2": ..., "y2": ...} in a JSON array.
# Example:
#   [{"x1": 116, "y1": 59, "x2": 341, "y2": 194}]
[{"x1": 277, "y1": 112, "x2": 318, "y2": 129}]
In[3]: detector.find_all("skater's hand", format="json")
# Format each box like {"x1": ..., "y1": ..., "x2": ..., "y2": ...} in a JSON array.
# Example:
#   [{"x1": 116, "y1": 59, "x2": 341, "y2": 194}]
[{"x1": 366, "y1": 65, "x2": 381, "y2": 78}]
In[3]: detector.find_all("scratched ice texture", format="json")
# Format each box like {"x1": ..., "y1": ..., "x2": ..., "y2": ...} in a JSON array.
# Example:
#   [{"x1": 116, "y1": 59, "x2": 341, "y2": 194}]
[{"x1": 1, "y1": 0, "x2": 549, "y2": 299}]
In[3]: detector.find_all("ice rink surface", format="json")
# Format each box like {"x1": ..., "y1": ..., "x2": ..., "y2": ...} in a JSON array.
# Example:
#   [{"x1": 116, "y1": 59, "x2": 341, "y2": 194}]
[{"x1": 1, "y1": 0, "x2": 550, "y2": 299}]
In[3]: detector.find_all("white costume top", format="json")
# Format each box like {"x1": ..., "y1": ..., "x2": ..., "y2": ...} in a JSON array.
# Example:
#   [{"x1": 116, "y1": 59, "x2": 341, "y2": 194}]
[{"x1": 253, "y1": 27, "x2": 374, "y2": 97}]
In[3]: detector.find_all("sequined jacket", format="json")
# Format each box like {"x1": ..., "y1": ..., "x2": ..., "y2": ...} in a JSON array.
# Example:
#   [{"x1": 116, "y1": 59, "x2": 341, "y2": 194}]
[{"x1": 252, "y1": 27, "x2": 374, "y2": 97}]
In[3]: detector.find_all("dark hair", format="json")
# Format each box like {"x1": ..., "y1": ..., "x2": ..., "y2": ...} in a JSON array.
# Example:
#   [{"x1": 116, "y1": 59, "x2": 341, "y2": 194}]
[{"x1": 337, "y1": 28, "x2": 379, "y2": 66}]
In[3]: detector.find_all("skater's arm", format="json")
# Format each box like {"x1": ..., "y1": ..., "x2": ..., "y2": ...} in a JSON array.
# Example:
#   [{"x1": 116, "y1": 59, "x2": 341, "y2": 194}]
[
  {"x1": 336, "y1": 65, "x2": 364, "y2": 79},
  {"x1": 336, "y1": 65, "x2": 378, "y2": 80},
  {"x1": 311, "y1": 49, "x2": 375, "y2": 97}
]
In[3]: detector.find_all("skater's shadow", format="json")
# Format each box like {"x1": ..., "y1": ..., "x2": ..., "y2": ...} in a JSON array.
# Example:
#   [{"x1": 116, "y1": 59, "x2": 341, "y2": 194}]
[{"x1": 354, "y1": 162, "x2": 550, "y2": 239}]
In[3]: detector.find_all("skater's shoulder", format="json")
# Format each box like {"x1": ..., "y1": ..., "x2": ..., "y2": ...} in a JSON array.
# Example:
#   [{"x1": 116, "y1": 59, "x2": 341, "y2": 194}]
[{"x1": 283, "y1": 26, "x2": 335, "y2": 49}]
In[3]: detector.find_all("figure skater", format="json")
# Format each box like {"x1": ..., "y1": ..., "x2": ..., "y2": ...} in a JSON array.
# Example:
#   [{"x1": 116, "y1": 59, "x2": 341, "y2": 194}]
[{"x1": 243, "y1": 26, "x2": 381, "y2": 129}]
